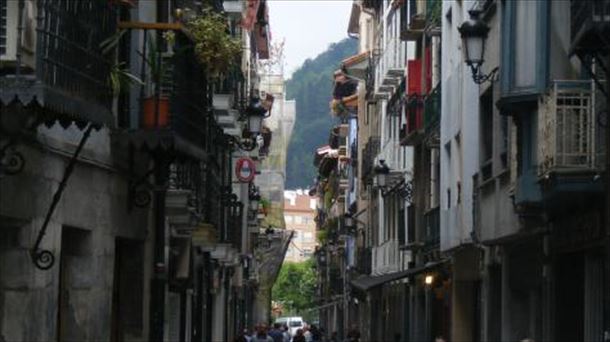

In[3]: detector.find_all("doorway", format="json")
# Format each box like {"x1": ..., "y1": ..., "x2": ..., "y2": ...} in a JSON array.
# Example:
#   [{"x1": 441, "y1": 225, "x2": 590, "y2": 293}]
[
  {"x1": 554, "y1": 253, "x2": 584, "y2": 342},
  {"x1": 111, "y1": 238, "x2": 144, "y2": 342}
]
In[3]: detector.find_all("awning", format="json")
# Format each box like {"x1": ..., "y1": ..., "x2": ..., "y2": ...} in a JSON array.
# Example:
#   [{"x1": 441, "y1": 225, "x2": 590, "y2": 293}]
[
  {"x1": 341, "y1": 51, "x2": 370, "y2": 80},
  {"x1": 350, "y1": 260, "x2": 448, "y2": 291}
]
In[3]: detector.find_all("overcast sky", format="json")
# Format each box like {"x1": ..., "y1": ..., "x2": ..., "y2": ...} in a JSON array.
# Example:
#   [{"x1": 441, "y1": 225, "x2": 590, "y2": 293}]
[{"x1": 267, "y1": 0, "x2": 353, "y2": 79}]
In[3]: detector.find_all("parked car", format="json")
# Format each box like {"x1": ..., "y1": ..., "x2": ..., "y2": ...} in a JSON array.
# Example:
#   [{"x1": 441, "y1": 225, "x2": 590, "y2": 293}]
[{"x1": 275, "y1": 316, "x2": 304, "y2": 336}]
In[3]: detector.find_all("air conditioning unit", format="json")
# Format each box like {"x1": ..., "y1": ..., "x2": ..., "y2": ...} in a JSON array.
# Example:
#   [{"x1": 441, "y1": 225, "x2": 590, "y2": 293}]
[{"x1": 1, "y1": 0, "x2": 36, "y2": 66}]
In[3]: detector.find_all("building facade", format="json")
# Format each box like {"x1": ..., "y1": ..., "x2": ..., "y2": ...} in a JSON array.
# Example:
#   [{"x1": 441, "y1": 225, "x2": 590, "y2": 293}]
[
  {"x1": 314, "y1": 0, "x2": 610, "y2": 341},
  {"x1": 0, "y1": 0, "x2": 291, "y2": 341},
  {"x1": 284, "y1": 190, "x2": 318, "y2": 262}
]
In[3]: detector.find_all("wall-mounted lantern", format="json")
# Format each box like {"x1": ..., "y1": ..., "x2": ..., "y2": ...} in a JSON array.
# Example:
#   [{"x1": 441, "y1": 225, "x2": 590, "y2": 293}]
[
  {"x1": 246, "y1": 96, "x2": 269, "y2": 135},
  {"x1": 458, "y1": 10, "x2": 498, "y2": 84},
  {"x1": 373, "y1": 159, "x2": 390, "y2": 189}
]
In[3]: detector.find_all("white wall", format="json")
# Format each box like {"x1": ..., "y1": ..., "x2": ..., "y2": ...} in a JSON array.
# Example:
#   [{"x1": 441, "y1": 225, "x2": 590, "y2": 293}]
[{"x1": 440, "y1": 0, "x2": 480, "y2": 251}]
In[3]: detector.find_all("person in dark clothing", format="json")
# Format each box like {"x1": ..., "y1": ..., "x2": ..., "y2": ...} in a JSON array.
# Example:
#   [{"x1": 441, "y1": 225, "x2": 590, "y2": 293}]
[
  {"x1": 332, "y1": 70, "x2": 358, "y2": 99},
  {"x1": 268, "y1": 323, "x2": 284, "y2": 342},
  {"x1": 292, "y1": 329, "x2": 306, "y2": 342},
  {"x1": 309, "y1": 324, "x2": 322, "y2": 342}
]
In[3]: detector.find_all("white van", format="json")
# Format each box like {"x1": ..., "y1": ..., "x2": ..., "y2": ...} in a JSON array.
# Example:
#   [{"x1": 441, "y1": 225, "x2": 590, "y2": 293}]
[{"x1": 275, "y1": 316, "x2": 304, "y2": 336}]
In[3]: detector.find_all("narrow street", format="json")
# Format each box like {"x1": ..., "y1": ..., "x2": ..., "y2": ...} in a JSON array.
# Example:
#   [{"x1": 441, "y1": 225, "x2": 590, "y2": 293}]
[{"x1": 1, "y1": 0, "x2": 610, "y2": 341}]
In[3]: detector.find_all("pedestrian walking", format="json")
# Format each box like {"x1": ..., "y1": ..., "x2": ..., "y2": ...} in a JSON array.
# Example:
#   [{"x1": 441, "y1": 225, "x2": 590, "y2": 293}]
[
  {"x1": 268, "y1": 323, "x2": 284, "y2": 342},
  {"x1": 236, "y1": 329, "x2": 252, "y2": 342},
  {"x1": 309, "y1": 324, "x2": 322, "y2": 342},
  {"x1": 292, "y1": 328, "x2": 306, "y2": 342},
  {"x1": 251, "y1": 324, "x2": 274, "y2": 342},
  {"x1": 281, "y1": 324, "x2": 291, "y2": 342},
  {"x1": 303, "y1": 325, "x2": 312, "y2": 342}
]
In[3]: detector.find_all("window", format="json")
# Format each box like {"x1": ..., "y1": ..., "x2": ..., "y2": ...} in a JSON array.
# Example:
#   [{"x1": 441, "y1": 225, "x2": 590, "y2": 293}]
[
  {"x1": 294, "y1": 216, "x2": 303, "y2": 224},
  {"x1": 285, "y1": 215, "x2": 293, "y2": 223},
  {"x1": 514, "y1": 111, "x2": 542, "y2": 203},
  {"x1": 501, "y1": 0, "x2": 548, "y2": 95},
  {"x1": 499, "y1": 116, "x2": 509, "y2": 170},
  {"x1": 518, "y1": 112, "x2": 538, "y2": 176},
  {"x1": 480, "y1": 88, "x2": 493, "y2": 181}
]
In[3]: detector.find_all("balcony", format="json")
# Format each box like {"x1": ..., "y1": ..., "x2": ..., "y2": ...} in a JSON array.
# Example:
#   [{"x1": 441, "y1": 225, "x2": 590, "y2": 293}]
[
  {"x1": 118, "y1": 32, "x2": 214, "y2": 159},
  {"x1": 356, "y1": 247, "x2": 372, "y2": 275},
  {"x1": 361, "y1": 136, "x2": 381, "y2": 185},
  {"x1": 538, "y1": 80, "x2": 605, "y2": 206},
  {"x1": 400, "y1": 97, "x2": 424, "y2": 146},
  {"x1": 422, "y1": 207, "x2": 440, "y2": 252},
  {"x1": 570, "y1": 0, "x2": 610, "y2": 56},
  {"x1": 0, "y1": 0, "x2": 117, "y2": 128},
  {"x1": 380, "y1": 38, "x2": 406, "y2": 86},
  {"x1": 424, "y1": 85, "x2": 440, "y2": 132},
  {"x1": 400, "y1": 0, "x2": 425, "y2": 41}
]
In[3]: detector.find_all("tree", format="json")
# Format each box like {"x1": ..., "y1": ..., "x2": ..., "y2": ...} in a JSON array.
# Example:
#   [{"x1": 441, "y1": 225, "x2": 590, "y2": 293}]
[
  {"x1": 272, "y1": 259, "x2": 317, "y2": 321},
  {"x1": 285, "y1": 38, "x2": 358, "y2": 189}
]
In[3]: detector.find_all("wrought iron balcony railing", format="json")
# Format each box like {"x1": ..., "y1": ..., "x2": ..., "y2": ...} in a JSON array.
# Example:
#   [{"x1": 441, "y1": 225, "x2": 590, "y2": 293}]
[
  {"x1": 538, "y1": 80, "x2": 606, "y2": 176},
  {"x1": 0, "y1": 0, "x2": 117, "y2": 127}
]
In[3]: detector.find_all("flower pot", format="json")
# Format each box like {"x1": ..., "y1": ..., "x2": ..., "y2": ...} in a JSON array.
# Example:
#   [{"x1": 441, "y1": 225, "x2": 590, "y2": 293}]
[{"x1": 142, "y1": 96, "x2": 170, "y2": 128}]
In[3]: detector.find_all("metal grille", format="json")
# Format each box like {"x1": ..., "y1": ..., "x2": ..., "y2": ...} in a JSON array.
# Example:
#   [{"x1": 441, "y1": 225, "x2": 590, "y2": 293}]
[
  {"x1": 36, "y1": 0, "x2": 116, "y2": 108},
  {"x1": 556, "y1": 89, "x2": 591, "y2": 167},
  {"x1": 539, "y1": 80, "x2": 605, "y2": 174}
]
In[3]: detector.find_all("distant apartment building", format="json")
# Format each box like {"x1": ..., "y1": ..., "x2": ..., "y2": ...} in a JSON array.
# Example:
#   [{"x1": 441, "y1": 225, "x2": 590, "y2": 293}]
[{"x1": 284, "y1": 190, "x2": 318, "y2": 262}]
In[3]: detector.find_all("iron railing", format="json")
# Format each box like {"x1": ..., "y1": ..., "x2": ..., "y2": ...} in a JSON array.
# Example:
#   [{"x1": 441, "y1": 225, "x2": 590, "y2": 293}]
[
  {"x1": 1, "y1": 0, "x2": 117, "y2": 125},
  {"x1": 538, "y1": 80, "x2": 606, "y2": 175}
]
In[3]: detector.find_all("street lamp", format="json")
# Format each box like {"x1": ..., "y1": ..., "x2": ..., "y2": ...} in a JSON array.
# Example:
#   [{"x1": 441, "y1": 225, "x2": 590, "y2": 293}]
[
  {"x1": 458, "y1": 10, "x2": 498, "y2": 84},
  {"x1": 246, "y1": 96, "x2": 269, "y2": 135},
  {"x1": 373, "y1": 159, "x2": 390, "y2": 188}
]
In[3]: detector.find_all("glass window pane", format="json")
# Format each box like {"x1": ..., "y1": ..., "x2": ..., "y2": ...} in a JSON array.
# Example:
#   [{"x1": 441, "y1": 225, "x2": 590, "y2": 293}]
[{"x1": 514, "y1": 1, "x2": 537, "y2": 88}]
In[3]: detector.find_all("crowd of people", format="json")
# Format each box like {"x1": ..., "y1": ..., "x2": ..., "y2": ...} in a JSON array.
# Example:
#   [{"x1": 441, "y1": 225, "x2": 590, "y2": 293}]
[{"x1": 235, "y1": 323, "x2": 361, "y2": 342}]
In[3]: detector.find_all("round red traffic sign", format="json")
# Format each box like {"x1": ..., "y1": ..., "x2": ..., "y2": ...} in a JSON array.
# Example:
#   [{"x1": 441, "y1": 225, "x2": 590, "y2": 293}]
[{"x1": 235, "y1": 157, "x2": 256, "y2": 182}]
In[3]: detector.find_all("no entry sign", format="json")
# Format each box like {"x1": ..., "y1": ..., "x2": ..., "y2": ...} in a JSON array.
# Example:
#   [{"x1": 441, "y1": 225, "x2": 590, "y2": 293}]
[{"x1": 235, "y1": 157, "x2": 256, "y2": 182}]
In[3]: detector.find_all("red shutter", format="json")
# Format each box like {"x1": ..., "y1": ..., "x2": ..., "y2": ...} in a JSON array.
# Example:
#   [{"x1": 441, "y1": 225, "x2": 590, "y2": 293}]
[{"x1": 407, "y1": 59, "x2": 422, "y2": 95}]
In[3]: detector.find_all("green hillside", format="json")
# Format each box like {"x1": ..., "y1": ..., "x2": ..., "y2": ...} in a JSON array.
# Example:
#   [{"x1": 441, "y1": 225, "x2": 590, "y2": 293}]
[{"x1": 285, "y1": 38, "x2": 358, "y2": 189}]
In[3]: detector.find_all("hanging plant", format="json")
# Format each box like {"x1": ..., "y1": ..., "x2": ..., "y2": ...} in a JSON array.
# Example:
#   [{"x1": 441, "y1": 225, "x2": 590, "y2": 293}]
[{"x1": 186, "y1": 9, "x2": 242, "y2": 76}]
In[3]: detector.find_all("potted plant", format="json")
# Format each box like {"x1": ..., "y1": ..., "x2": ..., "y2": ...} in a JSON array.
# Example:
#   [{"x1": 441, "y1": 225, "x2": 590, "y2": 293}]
[
  {"x1": 186, "y1": 9, "x2": 242, "y2": 76},
  {"x1": 139, "y1": 35, "x2": 172, "y2": 128},
  {"x1": 100, "y1": 30, "x2": 143, "y2": 98}
]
